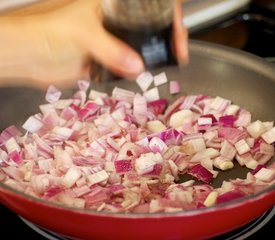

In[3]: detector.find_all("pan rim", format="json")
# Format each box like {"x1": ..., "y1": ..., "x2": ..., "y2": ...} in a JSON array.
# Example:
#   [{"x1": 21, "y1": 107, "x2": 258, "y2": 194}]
[{"x1": 189, "y1": 39, "x2": 275, "y2": 82}]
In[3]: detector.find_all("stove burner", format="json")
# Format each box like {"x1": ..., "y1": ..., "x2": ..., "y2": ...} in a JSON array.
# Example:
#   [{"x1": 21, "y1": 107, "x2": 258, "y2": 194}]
[{"x1": 19, "y1": 207, "x2": 275, "y2": 240}]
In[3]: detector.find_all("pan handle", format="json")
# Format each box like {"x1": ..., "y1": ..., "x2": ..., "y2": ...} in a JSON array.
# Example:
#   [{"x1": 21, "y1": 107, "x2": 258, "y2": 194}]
[{"x1": 236, "y1": 13, "x2": 275, "y2": 34}]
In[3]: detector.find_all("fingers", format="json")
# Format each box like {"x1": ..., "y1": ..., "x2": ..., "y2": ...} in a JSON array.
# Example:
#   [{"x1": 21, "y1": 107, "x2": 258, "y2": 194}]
[
  {"x1": 173, "y1": 0, "x2": 189, "y2": 65},
  {"x1": 88, "y1": 26, "x2": 145, "y2": 80}
]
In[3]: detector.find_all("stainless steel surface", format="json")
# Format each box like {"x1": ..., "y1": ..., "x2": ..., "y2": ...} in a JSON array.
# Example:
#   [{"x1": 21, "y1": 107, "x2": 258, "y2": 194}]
[
  {"x1": 102, "y1": 0, "x2": 173, "y2": 30},
  {"x1": 183, "y1": 0, "x2": 251, "y2": 32}
]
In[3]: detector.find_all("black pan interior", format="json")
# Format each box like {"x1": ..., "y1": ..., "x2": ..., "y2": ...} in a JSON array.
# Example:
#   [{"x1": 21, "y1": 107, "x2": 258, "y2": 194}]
[{"x1": 0, "y1": 40, "x2": 274, "y2": 188}]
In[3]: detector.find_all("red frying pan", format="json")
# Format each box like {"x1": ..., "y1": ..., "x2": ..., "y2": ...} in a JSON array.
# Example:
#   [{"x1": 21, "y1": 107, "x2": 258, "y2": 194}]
[{"x1": 0, "y1": 40, "x2": 274, "y2": 240}]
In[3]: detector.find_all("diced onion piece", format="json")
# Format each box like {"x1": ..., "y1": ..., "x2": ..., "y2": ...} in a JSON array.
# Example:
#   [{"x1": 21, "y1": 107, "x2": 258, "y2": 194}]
[
  {"x1": 213, "y1": 156, "x2": 234, "y2": 170},
  {"x1": 169, "y1": 81, "x2": 180, "y2": 95},
  {"x1": 114, "y1": 160, "x2": 132, "y2": 174},
  {"x1": 210, "y1": 96, "x2": 231, "y2": 112},
  {"x1": 146, "y1": 120, "x2": 166, "y2": 133},
  {"x1": 133, "y1": 95, "x2": 147, "y2": 121},
  {"x1": 235, "y1": 109, "x2": 251, "y2": 127},
  {"x1": 220, "y1": 140, "x2": 236, "y2": 160},
  {"x1": 46, "y1": 85, "x2": 62, "y2": 103},
  {"x1": 54, "y1": 99, "x2": 73, "y2": 110},
  {"x1": 234, "y1": 139, "x2": 250, "y2": 155},
  {"x1": 5, "y1": 137, "x2": 21, "y2": 153},
  {"x1": 261, "y1": 127, "x2": 275, "y2": 144},
  {"x1": 135, "y1": 153, "x2": 162, "y2": 175},
  {"x1": 154, "y1": 72, "x2": 168, "y2": 86},
  {"x1": 136, "y1": 71, "x2": 154, "y2": 92},
  {"x1": 149, "y1": 137, "x2": 167, "y2": 153},
  {"x1": 143, "y1": 87, "x2": 160, "y2": 102},
  {"x1": 247, "y1": 120, "x2": 266, "y2": 138},
  {"x1": 0, "y1": 125, "x2": 21, "y2": 144},
  {"x1": 259, "y1": 143, "x2": 274, "y2": 156},
  {"x1": 62, "y1": 167, "x2": 82, "y2": 188},
  {"x1": 77, "y1": 80, "x2": 90, "y2": 91},
  {"x1": 179, "y1": 95, "x2": 197, "y2": 110},
  {"x1": 219, "y1": 115, "x2": 237, "y2": 127},
  {"x1": 52, "y1": 127, "x2": 73, "y2": 140},
  {"x1": 112, "y1": 87, "x2": 135, "y2": 103},
  {"x1": 135, "y1": 137, "x2": 149, "y2": 147},
  {"x1": 198, "y1": 117, "x2": 212, "y2": 125},
  {"x1": 246, "y1": 138, "x2": 255, "y2": 148},
  {"x1": 204, "y1": 191, "x2": 218, "y2": 207},
  {"x1": 180, "y1": 138, "x2": 206, "y2": 155},
  {"x1": 149, "y1": 199, "x2": 162, "y2": 213},
  {"x1": 148, "y1": 99, "x2": 168, "y2": 115},
  {"x1": 217, "y1": 191, "x2": 245, "y2": 204},
  {"x1": 225, "y1": 104, "x2": 240, "y2": 115},
  {"x1": 87, "y1": 170, "x2": 109, "y2": 185},
  {"x1": 235, "y1": 153, "x2": 252, "y2": 166},
  {"x1": 22, "y1": 115, "x2": 43, "y2": 133},
  {"x1": 245, "y1": 159, "x2": 259, "y2": 170},
  {"x1": 88, "y1": 89, "x2": 107, "y2": 100},
  {"x1": 254, "y1": 168, "x2": 275, "y2": 182},
  {"x1": 168, "y1": 160, "x2": 179, "y2": 177},
  {"x1": 191, "y1": 148, "x2": 220, "y2": 162},
  {"x1": 38, "y1": 159, "x2": 53, "y2": 172},
  {"x1": 162, "y1": 173, "x2": 175, "y2": 184},
  {"x1": 187, "y1": 164, "x2": 213, "y2": 184},
  {"x1": 169, "y1": 109, "x2": 192, "y2": 128},
  {"x1": 201, "y1": 157, "x2": 213, "y2": 171},
  {"x1": 9, "y1": 150, "x2": 22, "y2": 165},
  {"x1": 251, "y1": 164, "x2": 265, "y2": 175},
  {"x1": 263, "y1": 121, "x2": 274, "y2": 131}
]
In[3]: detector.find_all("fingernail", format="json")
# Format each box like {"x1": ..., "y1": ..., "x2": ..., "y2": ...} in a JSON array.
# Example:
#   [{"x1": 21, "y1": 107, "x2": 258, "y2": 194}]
[{"x1": 123, "y1": 54, "x2": 145, "y2": 74}]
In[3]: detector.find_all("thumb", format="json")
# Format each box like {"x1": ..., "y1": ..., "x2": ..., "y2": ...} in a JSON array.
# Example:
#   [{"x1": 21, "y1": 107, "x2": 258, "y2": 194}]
[{"x1": 88, "y1": 27, "x2": 145, "y2": 79}]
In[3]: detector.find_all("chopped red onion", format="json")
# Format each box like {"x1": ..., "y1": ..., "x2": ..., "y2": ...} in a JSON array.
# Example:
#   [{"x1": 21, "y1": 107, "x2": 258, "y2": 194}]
[
  {"x1": 169, "y1": 81, "x2": 180, "y2": 95},
  {"x1": 0, "y1": 71, "x2": 274, "y2": 213},
  {"x1": 0, "y1": 125, "x2": 21, "y2": 145},
  {"x1": 216, "y1": 190, "x2": 245, "y2": 204},
  {"x1": 77, "y1": 80, "x2": 90, "y2": 92},
  {"x1": 45, "y1": 85, "x2": 62, "y2": 103},
  {"x1": 149, "y1": 137, "x2": 167, "y2": 153},
  {"x1": 187, "y1": 164, "x2": 214, "y2": 184},
  {"x1": 136, "y1": 71, "x2": 154, "y2": 92},
  {"x1": 154, "y1": 72, "x2": 168, "y2": 86},
  {"x1": 261, "y1": 127, "x2": 275, "y2": 144},
  {"x1": 148, "y1": 99, "x2": 168, "y2": 115},
  {"x1": 143, "y1": 87, "x2": 160, "y2": 102},
  {"x1": 234, "y1": 139, "x2": 251, "y2": 155},
  {"x1": 22, "y1": 115, "x2": 44, "y2": 133},
  {"x1": 219, "y1": 115, "x2": 237, "y2": 127},
  {"x1": 114, "y1": 160, "x2": 132, "y2": 174},
  {"x1": 254, "y1": 168, "x2": 275, "y2": 182}
]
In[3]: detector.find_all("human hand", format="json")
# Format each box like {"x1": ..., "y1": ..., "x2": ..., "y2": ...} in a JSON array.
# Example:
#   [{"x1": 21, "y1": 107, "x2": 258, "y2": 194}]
[{"x1": 0, "y1": 0, "x2": 188, "y2": 89}]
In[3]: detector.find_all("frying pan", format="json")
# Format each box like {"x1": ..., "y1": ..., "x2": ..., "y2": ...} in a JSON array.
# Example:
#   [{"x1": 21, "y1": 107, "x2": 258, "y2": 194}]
[{"x1": 0, "y1": 40, "x2": 274, "y2": 240}]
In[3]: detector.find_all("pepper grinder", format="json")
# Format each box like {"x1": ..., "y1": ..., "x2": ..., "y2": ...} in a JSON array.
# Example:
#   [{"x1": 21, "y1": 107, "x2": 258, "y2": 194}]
[{"x1": 101, "y1": 0, "x2": 176, "y2": 70}]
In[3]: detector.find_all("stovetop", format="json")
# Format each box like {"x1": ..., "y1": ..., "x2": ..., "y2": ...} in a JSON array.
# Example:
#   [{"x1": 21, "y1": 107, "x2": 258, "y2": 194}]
[{"x1": 0, "y1": 204, "x2": 274, "y2": 240}]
